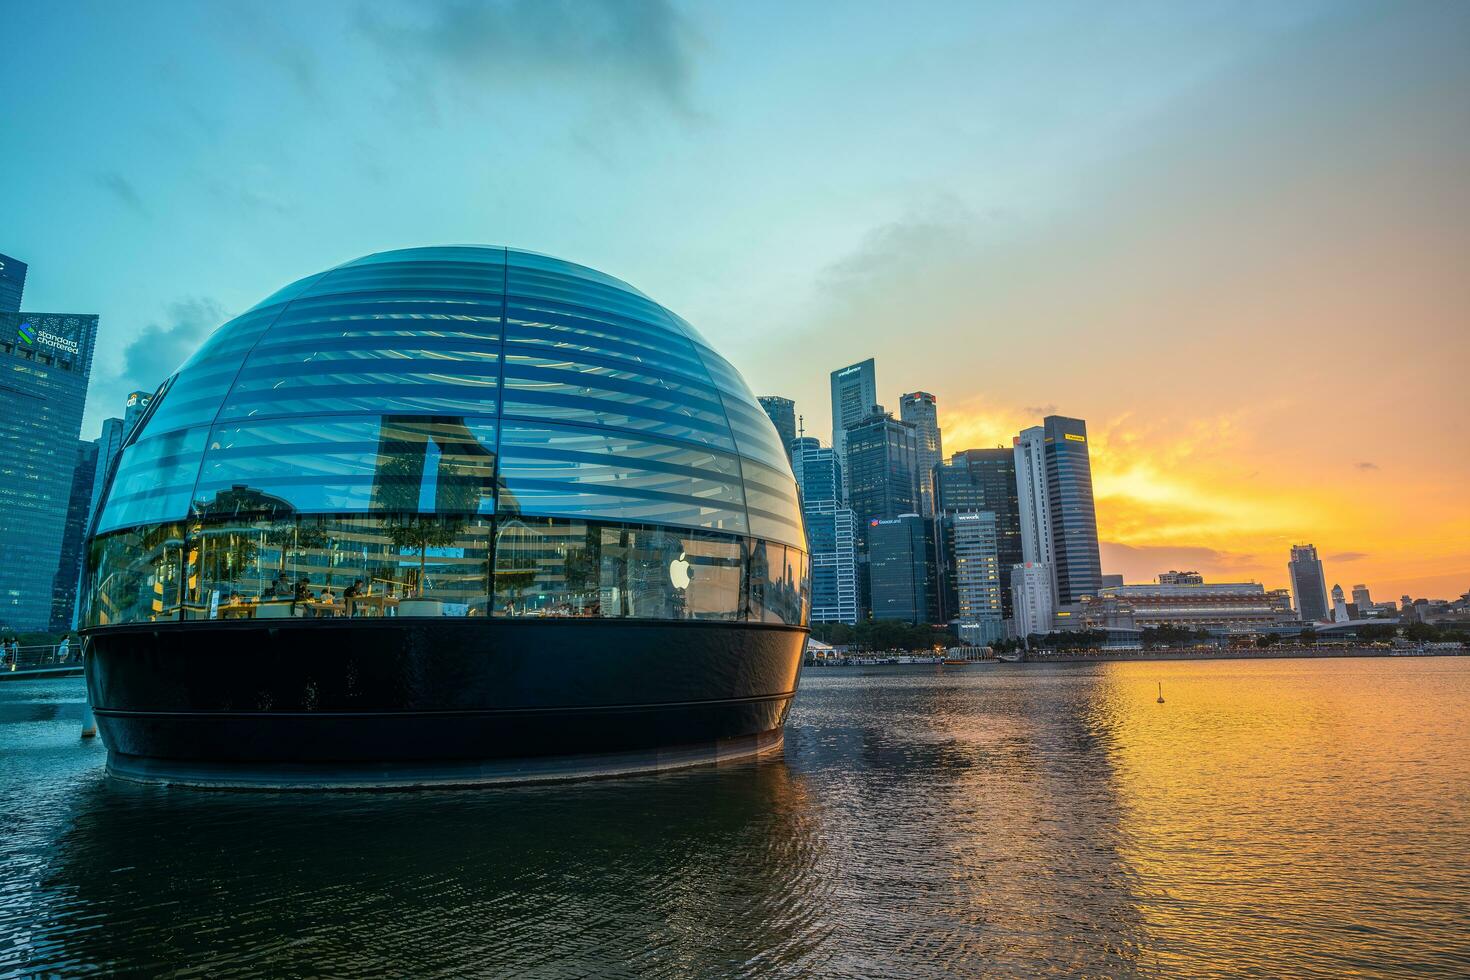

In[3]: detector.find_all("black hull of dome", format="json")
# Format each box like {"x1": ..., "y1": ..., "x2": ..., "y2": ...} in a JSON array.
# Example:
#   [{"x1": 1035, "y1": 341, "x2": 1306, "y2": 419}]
[{"x1": 82, "y1": 619, "x2": 806, "y2": 789}]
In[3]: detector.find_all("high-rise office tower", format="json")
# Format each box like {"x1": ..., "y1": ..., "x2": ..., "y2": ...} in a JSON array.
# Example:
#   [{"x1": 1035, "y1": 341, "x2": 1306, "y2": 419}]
[
  {"x1": 757, "y1": 396, "x2": 797, "y2": 456},
  {"x1": 950, "y1": 511, "x2": 1003, "y2": 644},
  {"x1": 845, "y1": 407, "x2": 918, "y2": 617},
  {"x1": 1013, "y1": 416, "x2": 1101, "y2": 606},
  {"x1": 123, "y1": 389, "x2": 153, "y2": 436},
  {"x1": 87, "y1": 416, "x2": 127, "y2": 527},
  {"x1": 0, "y1": 308, "x2": 99, "y2": 630},
  {"x1": 791, "y1": 438, "x2": 858, "y2": 625},
  {"x1": 51, "y1": 440, "x2": 99, "y2": 631},
  {"x1": 1011, "y1": 562, "x2": 1055, "y2": 637},
  {"x1": 935, "y1": 448, "x2": 1022, "y2": 618},
  {"x1": 845, "y1": 408, "x2": 918, "y2": 523},
  {"x1": 867, "y1": 514, "x2": 935, "y2": 623},
  {"x1": 830, "y1": 357, "x2": 877, "y2": 467},
  {"x1": 1288, "y1": 544, "x2": 1329, "y2": 623},
  {"x1": 0, "y1": 253, "x2": 26, "y2": 313},
  {"x1": 899, "y1": 391, "x2": 942, "y2": 517}
]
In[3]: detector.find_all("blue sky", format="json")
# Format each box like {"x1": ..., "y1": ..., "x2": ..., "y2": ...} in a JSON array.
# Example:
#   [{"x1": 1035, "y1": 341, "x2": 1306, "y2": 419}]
[{"x1": 4, "y1": 0, "x2": 1467, "y2": 595}]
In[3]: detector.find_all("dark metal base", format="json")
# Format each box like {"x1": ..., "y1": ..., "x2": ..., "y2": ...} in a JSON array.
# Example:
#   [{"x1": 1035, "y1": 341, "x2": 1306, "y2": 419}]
[
  {"x1": 83, "y1": 617, "x2": 805, "y2": 789},
  {"x1": 106, "y1": 729, "x2": 785, "y2": 790}
]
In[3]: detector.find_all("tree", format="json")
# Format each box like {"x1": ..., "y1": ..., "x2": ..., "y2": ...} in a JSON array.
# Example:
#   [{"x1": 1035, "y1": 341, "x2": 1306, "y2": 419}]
[
  {"x1": 384, "y1": 514, "x2": 466, "y2": 595},
  {"x1": 1255, "y1": 633, "x2": 1280, "y2": 648},
  {"x1": 1298, "y1": 626, "x2": 1318, "y2": 644}
]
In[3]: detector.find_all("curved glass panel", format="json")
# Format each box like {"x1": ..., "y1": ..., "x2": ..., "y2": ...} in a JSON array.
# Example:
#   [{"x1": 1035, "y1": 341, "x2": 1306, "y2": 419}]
[
  {"x1": 85, "y1": 246, "x2": 810, "y2": 628},
  {"x1": 81, "y1": 515, "x2": 805, "y2": 628}
]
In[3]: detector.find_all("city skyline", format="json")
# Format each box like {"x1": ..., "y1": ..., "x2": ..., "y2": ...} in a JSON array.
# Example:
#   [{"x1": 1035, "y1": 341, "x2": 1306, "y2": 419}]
[{"x1": 3, "y1": 1, "x2": 1467, "y2": 602}]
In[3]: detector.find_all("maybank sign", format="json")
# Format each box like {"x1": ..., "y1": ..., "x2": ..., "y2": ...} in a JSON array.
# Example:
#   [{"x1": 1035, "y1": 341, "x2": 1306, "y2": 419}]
[{"x1": 1064, "y1": 433, "x2": 1086, "y2": 443}]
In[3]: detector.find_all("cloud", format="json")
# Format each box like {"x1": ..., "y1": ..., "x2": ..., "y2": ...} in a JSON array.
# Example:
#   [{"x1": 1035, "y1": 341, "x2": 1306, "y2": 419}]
[
  {"x1": 1355, "y1": 461, "x2": 1379, "y2": 470},
  {"x1": 120, "y1": 298, "x2": 229, "y2": 391},
  {"x1": 96, "y1": 172, "x2": 147, "y2": 215},
  {"x1": 1327, "y1": 552, "x2": 1370, "y2": 562},
  {"x1": 358, "y1": 0, "x2": 700, "y2": 115},
  {"x1": 1023, "y1": 404, "x2": 1057, "y2": 418}
]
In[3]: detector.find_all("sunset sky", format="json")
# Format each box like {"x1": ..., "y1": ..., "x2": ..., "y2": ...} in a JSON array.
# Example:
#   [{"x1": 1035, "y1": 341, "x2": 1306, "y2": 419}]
[{"x1": 3, "y1": 0, "x2": 1466, "y2": 599}]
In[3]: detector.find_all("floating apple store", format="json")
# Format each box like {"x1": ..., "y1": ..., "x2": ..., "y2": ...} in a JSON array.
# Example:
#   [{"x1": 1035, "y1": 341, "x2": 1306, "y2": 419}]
[{"x1": 81, "y1": 247, "x2": 810, "y2": 787}]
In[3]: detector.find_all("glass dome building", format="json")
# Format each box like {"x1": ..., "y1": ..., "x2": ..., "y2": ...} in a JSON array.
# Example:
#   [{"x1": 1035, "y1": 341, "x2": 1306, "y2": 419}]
[{"x1": 82, "y1": 246, "x2": 809, "y2": 787}]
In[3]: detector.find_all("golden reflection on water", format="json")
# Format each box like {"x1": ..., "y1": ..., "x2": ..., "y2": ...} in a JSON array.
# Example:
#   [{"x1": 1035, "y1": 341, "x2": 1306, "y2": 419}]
[{"x1": 1090, "y1": 659, "x2": 1470, "y2": 978}]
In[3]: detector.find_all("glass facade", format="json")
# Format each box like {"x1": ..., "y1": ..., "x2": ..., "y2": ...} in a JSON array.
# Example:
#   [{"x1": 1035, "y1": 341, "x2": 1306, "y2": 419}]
[
  {"x1": 0, "y1": 310, "x2": 99, "y2": 631},
  {"x1": 83, "y1": 247, "x2": 808, "y2": 629}
]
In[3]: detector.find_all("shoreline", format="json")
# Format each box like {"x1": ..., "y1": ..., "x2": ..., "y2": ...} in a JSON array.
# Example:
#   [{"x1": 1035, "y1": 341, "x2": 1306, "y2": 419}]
[{"x1": 810, "y1": 646, "x2": 1465, "y2": 666}]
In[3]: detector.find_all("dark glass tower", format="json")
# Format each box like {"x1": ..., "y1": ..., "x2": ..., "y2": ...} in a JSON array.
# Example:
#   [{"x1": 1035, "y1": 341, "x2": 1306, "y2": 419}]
[
  {"x1": 1041, "y1": 416, "x2": 1102, "y2": 604},
  {"x1": 935, "y1": 448, "x2": 1022, "y2": 618},
  {"x1": 1288, "y1": 544, "x2": 1329, "y2": 623},
  {"x1": 51, "y1": 439, "x2": 100, "y2": 630},
  {"x1": 0, "y1": 253, "x2": 26, "y2": 313},
  {"x1": 867, "y1": 514, "x2": 934, "y2": 623},
  {"x1": 757, "y1": 396, "x2": 797, "y2": 455},
  {"x1": 0, "y1": 310, "x2": 99, "y2": 630},
  {"x1": 844, "y1": 408, "x2": 918, "y2": 617}
]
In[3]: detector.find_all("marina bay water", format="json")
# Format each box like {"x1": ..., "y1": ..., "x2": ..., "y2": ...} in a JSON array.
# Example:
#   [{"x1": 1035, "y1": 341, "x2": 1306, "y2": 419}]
[{"x1": 3, "y1": 659, "x2": 1468, "y2": 977}]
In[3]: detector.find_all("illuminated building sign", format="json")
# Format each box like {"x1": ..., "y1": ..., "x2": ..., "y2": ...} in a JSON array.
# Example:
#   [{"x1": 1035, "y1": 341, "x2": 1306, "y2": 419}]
[
  {"x1": 838, "y1": 366, "x2": 861, "y2": 377},
  {"x1": 17, "y1": 322, "x2": 35, "y2": 345},
  {"x1": 1064, "y1": 433, "x2": 1086, "y2": 443},
  {"x1": 36, "y1": 331, "x2": 80, "y2": 355}
]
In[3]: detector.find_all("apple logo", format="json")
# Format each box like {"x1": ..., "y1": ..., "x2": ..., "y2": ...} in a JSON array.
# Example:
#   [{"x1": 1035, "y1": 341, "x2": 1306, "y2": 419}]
[{"x1": 669, "y1": 551, "x2": 692, "y2": 590}]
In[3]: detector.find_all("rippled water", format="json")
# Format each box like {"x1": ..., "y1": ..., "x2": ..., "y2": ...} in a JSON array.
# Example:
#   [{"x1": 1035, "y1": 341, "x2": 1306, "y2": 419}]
[{"x1": 3, "y1": 658, "x2": 1468, "y2": 977}]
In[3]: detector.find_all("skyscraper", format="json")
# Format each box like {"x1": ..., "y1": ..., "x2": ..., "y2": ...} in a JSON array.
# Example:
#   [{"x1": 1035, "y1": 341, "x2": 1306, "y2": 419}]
[
  {"x1": 1288, "y1": 544, "x2": 1329, "y2": 623},
  {"x1": 829, "y1": 357, "x2": 877, "y2": 467},
  {"x1": 899, "y1": 391, "x2": 942, "y2": 517},
  {"x1": 935, "y1": 448, "x2": 1022, "y2": 617},
  {"x1": 1352, "y1": 584, "x2": 1373, "y2": 609},
  {"x1": 88, "y1": 416, "x2": 127, "y2": 528},
  {"x1": 123, "y1": 389, "x2": 154, "y2": 436},
  {"x1": 845, "y1": 408, "x2": 919, "y2": 524},
  {"x1": 792, "y1": 437, "x2": 858, "y2": 625},
  {"x1": 1013, "y1": 416, "x2": 1101, "y2": 607},
  {"x1": 51, "y1": 440, "x2": 99, "y2": 630},
  {"x1": 757, "y1": 396, "x2": 797, "y2": 456},
  {"x1": 867, "y1": 514, "x2": 935, "y2": 623},
  {"x1": 0, "y1": 309, "x2": 99, "y2": 630},
  {"x1": 845, "y1": 407, "x2": 919, "y2": 617},
  {"x1": 0, "y1": 253, "x2": 26, "y2": 313},
  {"x1": 950, "y1": 511, "x2": 1003, "y2": 644}
]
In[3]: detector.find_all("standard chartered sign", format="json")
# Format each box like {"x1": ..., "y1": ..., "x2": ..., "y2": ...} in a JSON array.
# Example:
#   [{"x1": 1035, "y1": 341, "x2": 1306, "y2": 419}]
[{"x1": 37, "y1": 329, "x2": 80, "y2": 355}]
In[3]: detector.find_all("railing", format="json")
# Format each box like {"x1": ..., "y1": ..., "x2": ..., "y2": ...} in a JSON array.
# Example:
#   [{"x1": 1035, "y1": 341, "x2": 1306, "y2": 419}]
[{"x1": 1, "y1": 643, "x2": 84, "y2": 674}]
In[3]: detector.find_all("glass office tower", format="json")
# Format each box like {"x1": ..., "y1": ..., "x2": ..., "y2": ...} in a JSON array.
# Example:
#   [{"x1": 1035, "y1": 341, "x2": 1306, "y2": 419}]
[
  {"x1": 791, "y1": 436, "x2": 857, "y2": 625},
  {"x1": 898, "y1": 391, "x2": 942, "y2": 517},
  {"x1": 0, "y1": 310, "x2": 99, "y2": 631},
  {"x1": 0, "y1": 253, "x2": 26, "y2": 313},
  {"x1": 867, "y1": 514, "x2": 934, "y2": 623},
  {"x1": 935, "y1": 448, "x2": 1022, "y2": 618},
  {"x1": 51, "y1": 439, "x2": 100, "y2": 630},
  {"x1": 81, "y1": 246, "x2": 809, "y2": 787},
  {"x1": 757, "y1": 395, "x2": 797, "y2": 456},
  {"x1": 829, "y1": 357, "x2": 877, "y2": 469}
]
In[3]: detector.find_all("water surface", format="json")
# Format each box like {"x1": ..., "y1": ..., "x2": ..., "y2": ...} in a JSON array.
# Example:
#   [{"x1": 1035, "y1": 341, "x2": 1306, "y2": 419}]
[{"x1": 3, "y1": 658, "x2": 1467, "y2": 976}]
